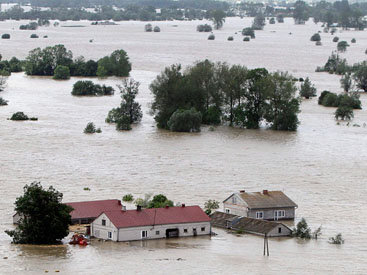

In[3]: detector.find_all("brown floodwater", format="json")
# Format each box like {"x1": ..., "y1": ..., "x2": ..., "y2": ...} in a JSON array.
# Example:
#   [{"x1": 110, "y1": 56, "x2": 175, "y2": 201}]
[{"x1": 0, "y1": 17, "x2": 366, "y2": 274}]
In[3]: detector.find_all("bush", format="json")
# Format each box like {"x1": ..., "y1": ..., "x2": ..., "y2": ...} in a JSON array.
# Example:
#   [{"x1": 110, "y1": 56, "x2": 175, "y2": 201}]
[
  {"x1": 335, "y1": 106, "x2": 353, "y2": 120},
  {"x1": 269, "y1": 17, "x2": 275, "y2": 24},
  {"x1": 333, "y1": 36, "x2": 339, "y2": 42},
  {"x1": 322, "y1": 92, "x2": 339, "y2": 107},
  {"x1": 208, "y1": 34, "x2": 215, "y2": 40},
  {"x1": 300, "y1": 77, "x2": 317, "y2": 99},
  {"x1": 153, "y1": 26, "x2": 160, "y2": 32},
  {"x1": 243, "y1": 37, "x2": 250, "y2": 42},
  {"x1": 276, "y1": 14, "x2": 284, "y2": 23},
  {"x1": 197, "y1": 24, "x2": 212, "y2": 32},
  {"x1": 72, "y1": 80, "x2": 114, "y2": 96},
  {"x1": 53, "y1": 65, "x2": 70, "y2": 80},
  {"x1": 292, "y1": 218, "x2": 311, "y2": 239},
  {"x1": 319, "y1": 91, "x2": 361, "y2": 109},
  {"x1": 19, "y1": 22, "x2": 38, "y2": 30},
  {"x1": 167, "y1": 108, "x2": 202, "y2": 132},
  {"x1": 241, "y1": 27, "x2": 255, "y2": 38},
  {"x1": 351, "y1": 38, "x2": 356, "y2": 43},
  {"x1": 337, "y1": 41, "x2": 349, "y2": 52},
  {"x1": 0, "y1": 97, "x2": 8, "y2": 106},
  {"x1": 315, "y1": 41, "x2": 322, "y2": 46},
  {"x1": 122, "y1": 194, "x2": 134, "y2": 202},
  {"x1": 2, "y1": 34, "x2": 10, "y2": 39},
  {"x1": 10, "y1": 112, "x2": 29, "y2": 121},
  {"x1": 84, "y1": 122, "x2": 96, "y2": 133},
  {"x1": 144, "y1": 23, "x2": 152, "y2": 32},
  {"x1": 310, "y1": 33, "x2": 321, "y2": 42},
  {"x1": 30, "y1": 34, "x2": 39, "y2": 38},
  {"x1": 227, "y1": 36, "x2": 233, "y2": 41},
  {"x1": 329, "y1": 233, "x2": 344, "y2": 244}
]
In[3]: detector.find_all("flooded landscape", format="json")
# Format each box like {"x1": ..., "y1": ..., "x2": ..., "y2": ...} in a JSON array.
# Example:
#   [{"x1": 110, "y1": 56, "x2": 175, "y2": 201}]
[{"x1": 0, "y1": 17, "x2": 367, "y2": 274}]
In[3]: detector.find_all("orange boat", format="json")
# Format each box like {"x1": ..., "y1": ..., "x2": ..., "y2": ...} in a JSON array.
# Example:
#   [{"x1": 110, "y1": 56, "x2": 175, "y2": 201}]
[{"x1": 69, "y1": 233, "x2": 88, "y2": 246}]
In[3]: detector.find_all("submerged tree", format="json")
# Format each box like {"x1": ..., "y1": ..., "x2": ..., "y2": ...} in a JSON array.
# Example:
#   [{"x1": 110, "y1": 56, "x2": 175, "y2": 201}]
[
  {"x1": 106, "y1": 78, "x2": 142, "y2": 130},
  {"x1": 209, "y1": 9, "x2": 226, "y2": 30},
  {"x1": 292, "y1": 218, "x2": 312, "y2": 239},
  {"x1": 340, "y1": 73, "x2": 353, "y2": 92},
  {"x1": 335, "y1": 106, "x2": 354, "y2": 120},
  {"x1": 300, "y1": 77, "x2": 317, "y2": 99},
  {"x1": 293, "y1": 0, "x2": 309, "y2": 24},
  {"x1": 353, "y1": 63, "x2": 367, "y2": 92},
  {"x1": 5, "y1": 182, "x2": 72, "y2": 244},
  {"x1": 204, "y1": 200, "x2": 220, "y2": 215}
]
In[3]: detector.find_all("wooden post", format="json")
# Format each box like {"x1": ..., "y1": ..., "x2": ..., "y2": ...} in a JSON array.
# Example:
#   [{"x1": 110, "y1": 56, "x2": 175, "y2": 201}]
[{"x1": 264, "y1": 234, "x2": 269, "y2": 256}]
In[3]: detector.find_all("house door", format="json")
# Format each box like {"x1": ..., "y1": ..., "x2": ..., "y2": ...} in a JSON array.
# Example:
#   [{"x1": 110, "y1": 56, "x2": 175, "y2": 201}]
[{"x1": 193, "y1": 228, "x2": 197, "y2": 236}]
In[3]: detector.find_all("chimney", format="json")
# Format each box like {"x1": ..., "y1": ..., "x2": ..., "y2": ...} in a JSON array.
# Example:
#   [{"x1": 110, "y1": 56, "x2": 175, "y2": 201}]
[
  {"x1": 165, "y1": 205, "x2": 169, "y2": 209},
  {"x1": 118, "y1": 200, "x2": 121, "y2": 205},
  {"x1": 263, "y1": 190, "x2": 268, "y2": 195},
  {"x1": 181, "y1": 203, "x2": 185, "y2": 208},
  {"x1": 240, "y1": 190, "x2": 245, "y2": 193},
  {"x1": 137, "y1": 205, "x2": 142, "y2": 211},
  {"x1": 122, "y1": 205, "x2": 126, "y2": 211}
]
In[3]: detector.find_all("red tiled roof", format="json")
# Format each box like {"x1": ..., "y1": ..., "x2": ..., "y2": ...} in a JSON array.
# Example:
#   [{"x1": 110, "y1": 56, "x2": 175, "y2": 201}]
[
  {"x1": 101, "y1": 206, "x2": 210, "y2": 228},
  {"x1": 65, "y1": 199, "x2": 122, "y2": 220}
]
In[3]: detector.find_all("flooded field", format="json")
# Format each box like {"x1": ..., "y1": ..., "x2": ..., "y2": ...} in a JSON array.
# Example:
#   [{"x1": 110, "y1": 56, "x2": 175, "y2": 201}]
[{"x1": 0, "y1": 17, "x2": 366, "y2": 274}]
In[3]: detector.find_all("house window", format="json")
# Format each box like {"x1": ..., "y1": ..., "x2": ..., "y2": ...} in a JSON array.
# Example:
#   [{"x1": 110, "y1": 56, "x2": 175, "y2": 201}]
[
  {"x1": 201, "y1": 227, "x2": 205, "y2": 232},
  {"x1": 141, "y1": 230, "x2": 148, "y2": 238},
  {"x1": 278, "y1": 227, "x2": 282, "y2": 234},
  {"x1": 156, "y1": 231, "x2": 160, "y2": 235},
  {"x1": 256, "y1": 211, "x2": 264, "y2": 219},
  {"x1": 232, "y1": 196, "x2": 237, "y2": 204},
  {"x1": 184, "y1": 229, "x2": 188, "y2": 233},
  {"x1": 275, "y1": 210, "x2": 285, "y2": 219},
  {"x1": 108, "y1": 232, "x2": 112, "y2": 239},
  {"x1": 225, "y1": 209, "x2": 230, "y2": 214},
  {"x1": 102, "y1": 219, "x2": 106, "y2": 226}
]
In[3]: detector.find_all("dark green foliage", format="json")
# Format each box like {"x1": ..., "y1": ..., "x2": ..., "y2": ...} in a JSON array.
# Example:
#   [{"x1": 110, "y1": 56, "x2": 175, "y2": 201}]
[
  {"x1": 197, "y1": 24, "x2": 212, "y2": 32},
  {"x1": 340, "y1": 73, "x2": 353, "y2": 92},
  {"x1": 9, "y1": 57, "x2": 23, "y2": 72},
  {"x1": 242, "y1": 27, "x2": 255, "y2": 38},
  {"x1": 208, "y1": 34, "x2": 215, "y2": 40},
  {"x1": 333, "y1": 36, "x2": 339, "y2": 42},
  {"x1": 0, "y1": 97, "x2": 8, "y2": 106},
  {"x1": 300, "y1": 77, "x2": 317, "y2": 99},
  {"x1": 318, "y1": 90, "x2": 332, "y2": 105},
  {"x1": 335, "y1": 106, "x2": 354, "y2": 120},
  {"x1": 329, "y1": 233, "x2": 344, "y2": 244},
  {"x1": 147, "y1": 194, "x2": 174, "y2": 209},
  {"x1": 319, "y1": 91, "x2": 361, "y2": 109},
  {"x1": 310, "y1": 33, "x2": 321, "y2": 42},
  {"x1": 72, "y1": 80, "x2": 114, "y2": 96},
  {"x1": 2, "y1": 34, "x2": 10, "y2": 39},
  {"x1": 84, "y1": 122, "x2": 98, "y2": 134},
  {"x1": 318, "y1": 52, "x2": 348, "y2": 74},
  {"x1": 353, "y1": 63, "x2": 367, "y2": 92},
  {"x1": 269, "y1": 17, "x2": 275, "y2": 24},
  {"x1": 96, "y1": 49, "x2": 131, "y2": 77},
  {"x1": 292, "y1": 218, "x2": 311, "y2": 239},
  {"x1": 30, "y1": 34, "x2": 39, "y2": 38},
  {"x1": 53, "y1": 65, "x2": 70, "y2": 80},
  {"x1": 5, "y1": 182, "x2": 72, "y2": 244},
  {"x1": 122, "y1": 194, "x2": 134, "y2": 202},
  {"x1": 243, "y1": 37, "x2": 250, "y2": 42},
  {"x1": 293, "y1": 0, "x2": 309, "y2": 24},
  {"x1": 209, "y1": 9, "x2": 226, "y2": 30},
  {"x1": 167, "y1": 108, "x2": 202, "y2": 132},
  {"x1": 252, "y1": 13, "x2": 266, "y2": 30},
  {"x1": 106, "y1": 78, "x2": 142, "y2": 131},
  {"x1": 10, "y1": 112, "x2": 29, "y2": 121},
  {"x1": 351, "y1": 38, "x2": 356, "y2": 43},
  {"x1": 315, "y1": 41, "x2": 322, "y2": 46},
  {"x1": 153, "y1": 26, "x2": 161, "y2": 32},
  {"x1": 20, "y1": 22, "x2": 38, "y2": 30},
  {"x1": 337, "y1": 41, "x2": 349, "y2": 52},
  {"x1": 276, "y1": 14, "x2": 284, "y2": 23},
  {"x1": 227, "y1": 36, "x2": 233, "y2": 41}
]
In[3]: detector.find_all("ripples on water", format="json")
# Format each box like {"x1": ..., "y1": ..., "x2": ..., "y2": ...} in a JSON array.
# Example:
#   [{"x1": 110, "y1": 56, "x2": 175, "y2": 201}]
[{"x1": 0, "y1": 17, "x2": 366, "y2": 274}]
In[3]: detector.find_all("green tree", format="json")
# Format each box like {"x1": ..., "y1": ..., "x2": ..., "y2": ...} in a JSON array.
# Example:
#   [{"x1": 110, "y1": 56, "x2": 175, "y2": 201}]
[
  {"x1": 293, "y1": 0, "x2": 309, "y2": 24},
  {"x1": 337, "y1": 41, "x2": 349, "y2": 52},
  {"x1": 122, "y1": 194, "x2": 134, "y2": 202},
  {"x1": 5, "y1": 182, "x2": 72, "y2": 244},
  {"x1": 53, "y1": 65, "x2": 70, "y2": 79},
  {"x1": 84, "y1": 122, "x2": 96, "y2": 133},
  {"x1": 329, "y1": 233, "x2": 344, "y2": 244},
  {"x1": 310, "y1": 33, "x2": 321, "y2": 42},
  {"x1": 335, "y1": 106, "x2": 353, "y2": 120},
  {"x1": 106, "y1": 78, "x2": 142, "y2": 130},
  {"x1": 264, "y1": 72, "x2": 300, "y2": 131},
  {"x1": 300, "y1": 77, "x2": 317, "y2": 99},
  {"x1": 209, "y1": 9, "x2": 226, "y2": 30},
  {"x1": 204, "y1": 199, "x2": 220, "y2": 215},
  {"x1": 0, "y1": 97, "x2": 8, "y2": 106},
  {"x1": 252, "y1": 13, "x2": 266, "y2": 30},
  {"x1": 147, "y1": 194, "x2": 174, "y2": 208},
  {"x1": 242, "y1": 27, "x2": 255, "y2": 38},
  {"x1": 353, "y1": 63, "x2": 367, "y2": 92},
  {"x1": 292, "y1": 218, "x2": 311, "y2": 239},
  {"x1": 340, "y1": 73, "x2": 353, "y2": 92},
  {"x1": 167, "y1": 108, "x2": 202, "y2": 132}
]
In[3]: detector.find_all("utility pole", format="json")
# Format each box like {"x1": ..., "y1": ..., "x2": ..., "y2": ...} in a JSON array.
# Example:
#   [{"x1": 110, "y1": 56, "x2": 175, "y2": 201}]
[{"x1": 263, "y1": 233, "x2": 269, "y2": 256}]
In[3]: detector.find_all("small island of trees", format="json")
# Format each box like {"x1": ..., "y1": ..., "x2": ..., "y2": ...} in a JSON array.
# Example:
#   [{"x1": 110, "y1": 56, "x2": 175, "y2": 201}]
[
  {"x1": 72, "y1": 80, "x2": 114, "y2": 96},
  {"x1": 150, "y1": 60, "x2": 301, "y2": 132}
]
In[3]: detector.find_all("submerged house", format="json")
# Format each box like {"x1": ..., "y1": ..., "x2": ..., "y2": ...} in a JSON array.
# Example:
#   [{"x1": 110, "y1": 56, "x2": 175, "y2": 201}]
[
  {"x1": 13, "y1": 199, "x2": 124, "y2": 225},
  {"x1": 91, "y1": 205, "x2": 211, "y2": 242},
  {"x1": 223, "y1": 190, "x2": 297, "y2": 220},
  {"x1": 210, "y1": 211, "x2": 292, "y2": 237}
]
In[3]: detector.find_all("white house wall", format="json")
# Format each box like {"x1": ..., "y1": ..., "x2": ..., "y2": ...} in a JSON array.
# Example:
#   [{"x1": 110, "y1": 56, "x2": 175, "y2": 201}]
[
  {"x1": 223, "y1": 194, "x2": 248, "y2": 216},
  {"x1": 91, "y1": 213, "x2": 118, "y2": 241},
  {"x1": 267, "y1": 224, "x2": 292, "y2": 237}
]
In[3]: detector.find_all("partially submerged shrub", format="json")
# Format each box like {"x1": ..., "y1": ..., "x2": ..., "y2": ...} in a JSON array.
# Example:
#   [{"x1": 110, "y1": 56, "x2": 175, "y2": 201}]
[
  {"x1": 153, "y1": 26, "x2": 160, "y2": 32},
  {"x1": 84, "y1": 122, "x2": 97, "y2": 133},
  {"x1": 337, "y1": 41, "x2": 349, "y2": 52},
  {"x1": 315, "y1": 41, "x2": 322, "y2": 46},
  {"x1": 292, "y1": 218, "x2": 311, "y2": 239},
  {"x1": 335, "y1": 106, "x2": 354, "y2": 120},
  {"x1": 1, "y1": 34, "x2": 10, "y2": 39},
  {"x1": 10, "y1": 112, "x2": 37, "y2": 121},
  {"x1": 333, "y1": 36, "x2": 339, "y2": 42},
  {"x1": 241, "y1": 27, "x2": 255, "y2": 38},
  {"x1": 329, "y1": 233, "x2": 344, "y2": 244},
  {"x1": 208, "y1": 34, "x2": 215, "y2": 40},
  {"x1": 197, "y1": 24, "x2": 212, "y2": 32},
  {"x1": 144, "y1": 23, "x2": 152, "y2": 32},
  {"x1": 310, "y1": 33, "x2": 321, "y2": 42},
  {"x1": 53, "y1": 65, "x2": 70, "y2": 80},
  {"x1": 0, "y1": 97, "x2": 8, "y2": 106},
  {"x1": 243, "y1": 37, "x2": 250, "y2": 42},
  {"x1": 30, "y1": 34, "x2": 39, "y2": 38},
  {"x1": 167, "y1": 108, "x2": 202, "y2": 132},
  {"x1": 300, "y1": 77, "x2": 317, "y2": 99},
  {"x1": 72, "y1": 80, "x2": 114, "y2": 96},
  {"x1": 122, "y1": 194, "x2": 134, "y2": 202},
  {"x1": 269, "y1": 17, "x2": 275, "y2": 24},
  {"x1": 351, "y1": 38, "x2": 356, "y2": 43},
  {"x1": 227, "y1": 36, "x2": 234, "y2": 41}
]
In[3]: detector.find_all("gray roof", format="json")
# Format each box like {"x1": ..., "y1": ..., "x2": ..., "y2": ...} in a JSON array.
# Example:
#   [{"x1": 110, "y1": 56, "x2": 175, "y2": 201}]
[
  {"x1": 238, "y1": 191, "x2": 297, "y2": 209},
  {"x1": 210, "y1": 211, "x2": 291, "y2": 235}
]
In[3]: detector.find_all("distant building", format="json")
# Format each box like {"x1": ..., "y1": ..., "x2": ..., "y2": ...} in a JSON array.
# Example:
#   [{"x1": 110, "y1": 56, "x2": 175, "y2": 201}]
[
  {"x1": 13, "y1": 199, "x2": 124, "y2": 225},
  {"x1": 210, "y1": 211, "x2": 292, "y2": 237},
  {"x1": 223, "y1": 190, "x2": 297, "y2": 220},
  {"x1": 91, "y1": 205, "x2": 211, "y2": 242}
]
